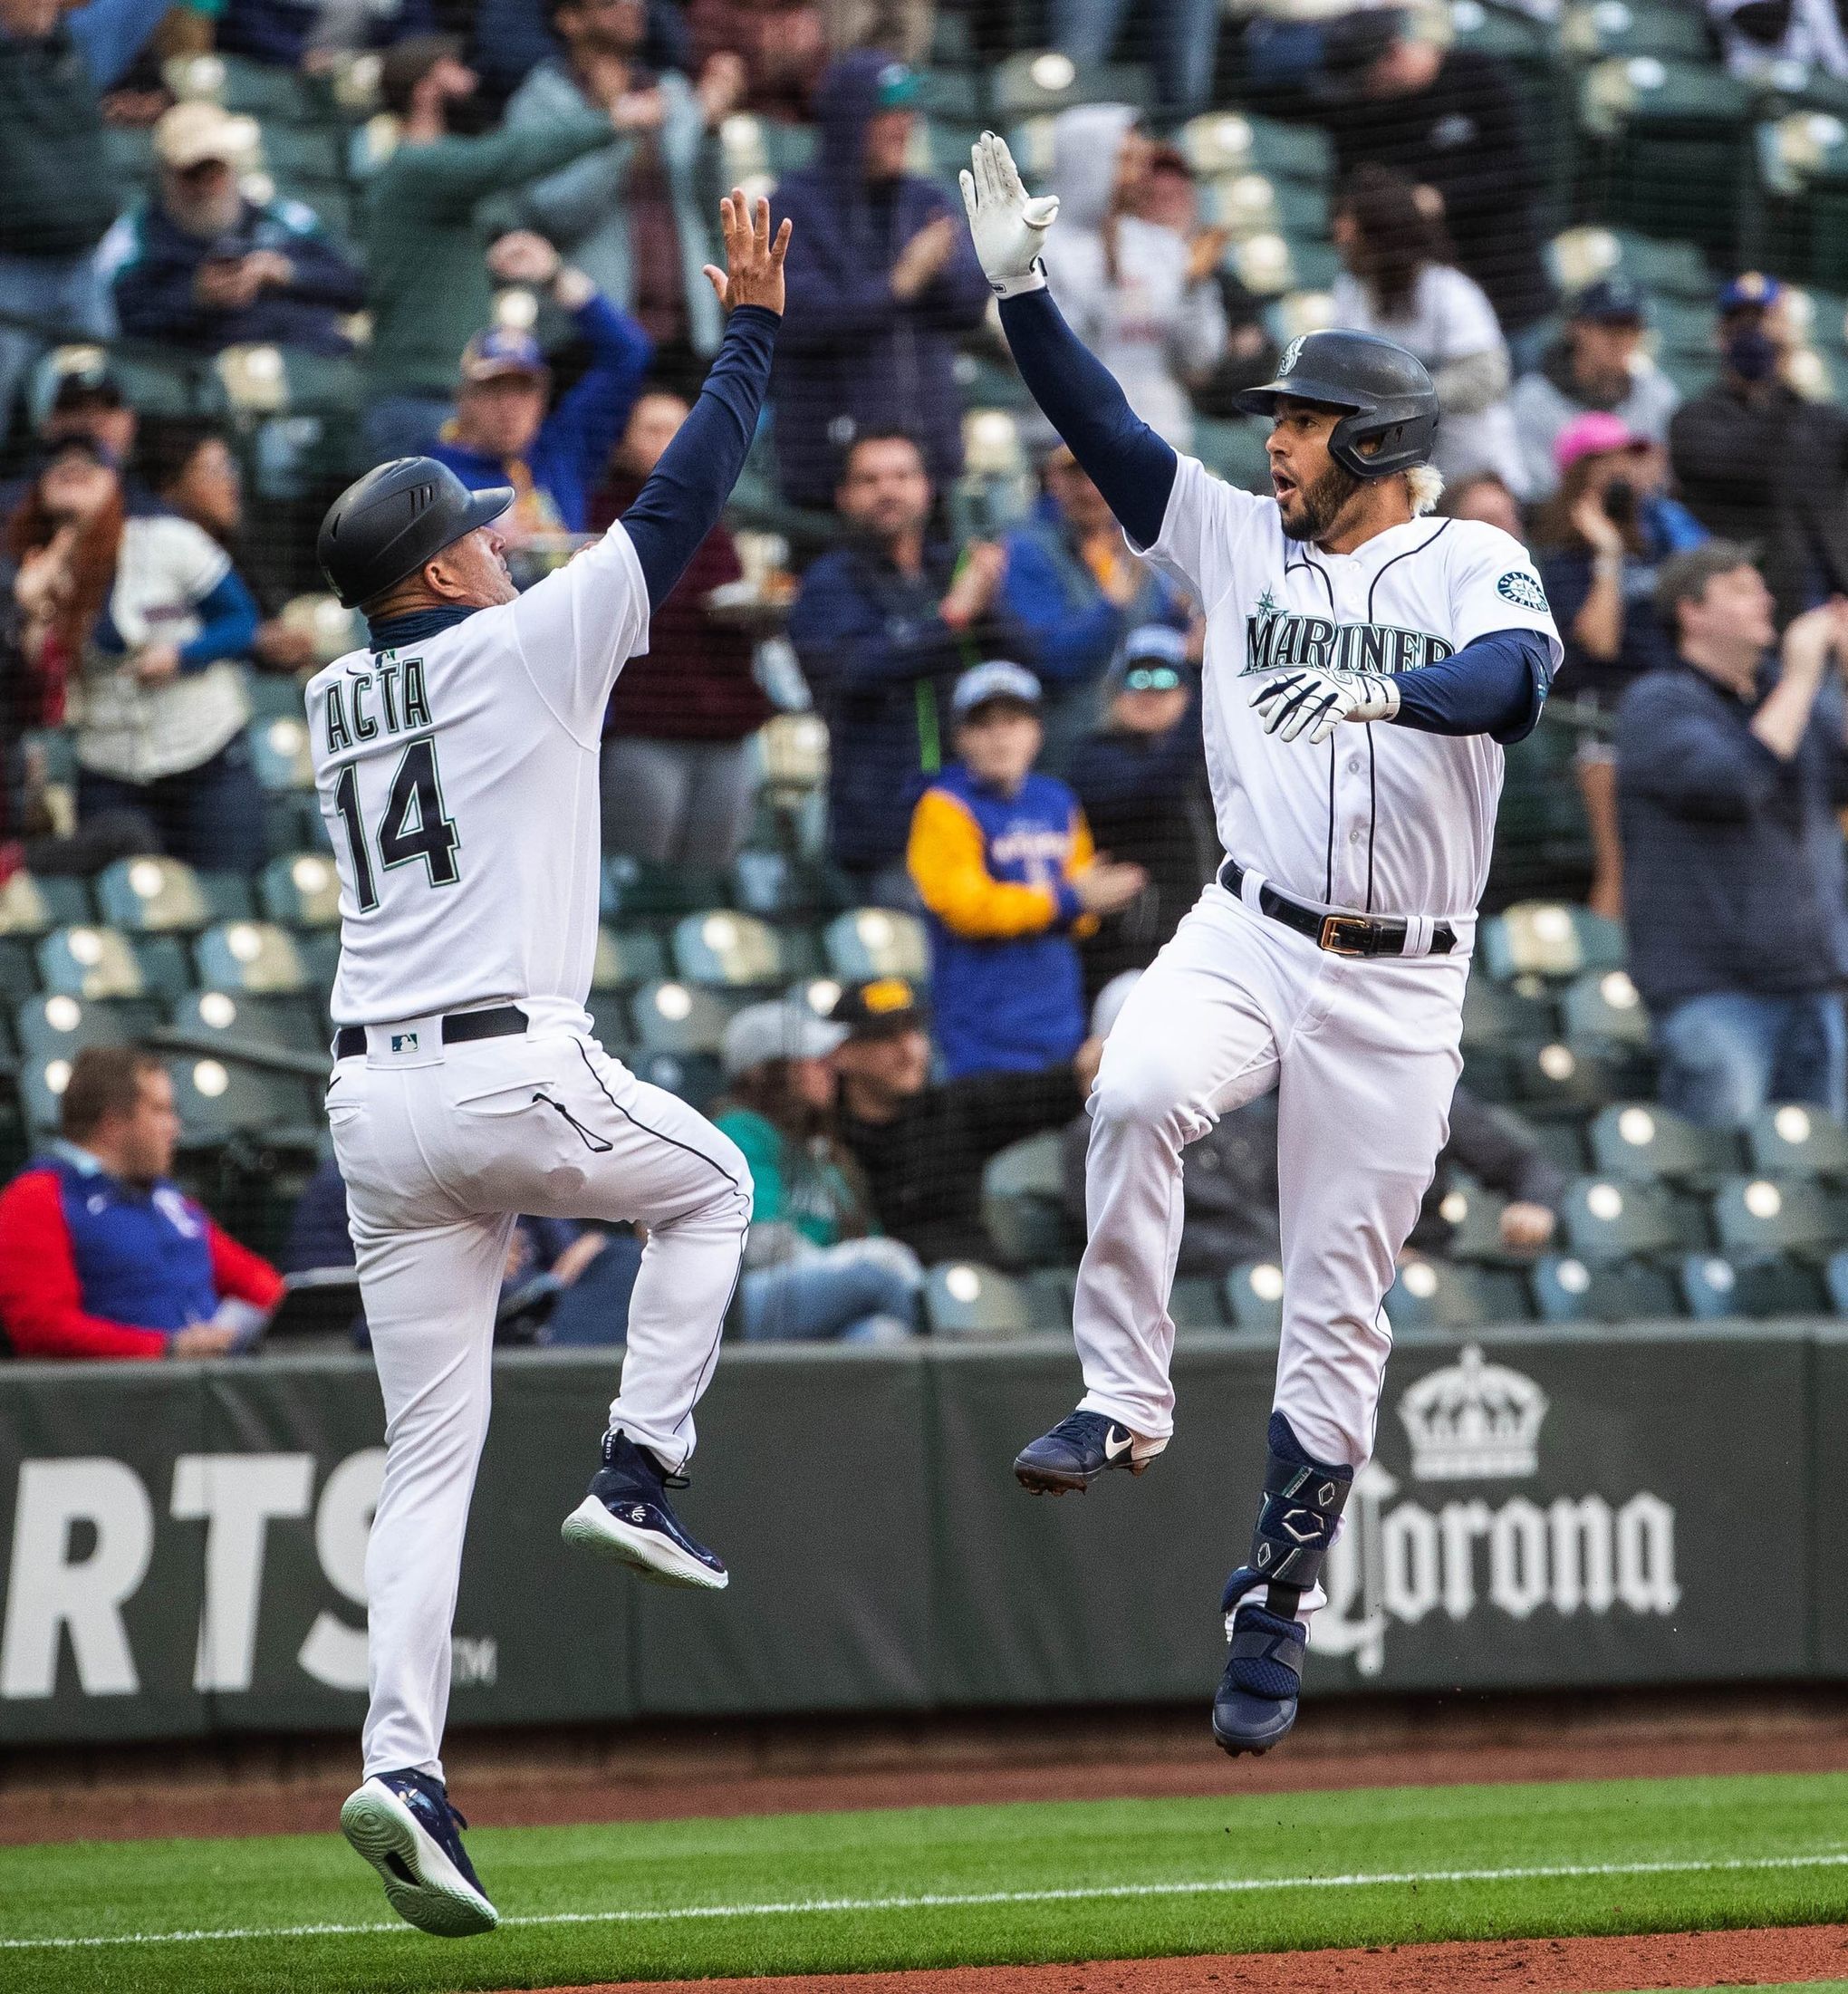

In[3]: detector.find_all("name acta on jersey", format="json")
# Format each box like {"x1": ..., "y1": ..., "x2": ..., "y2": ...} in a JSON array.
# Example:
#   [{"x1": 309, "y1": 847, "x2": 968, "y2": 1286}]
[
  {"x1": 321, "y1": 657, "x2": 434, "y2": 756},
  {"x1": 1244, "y1": 595, "x2": 1456, "y2": 679}
]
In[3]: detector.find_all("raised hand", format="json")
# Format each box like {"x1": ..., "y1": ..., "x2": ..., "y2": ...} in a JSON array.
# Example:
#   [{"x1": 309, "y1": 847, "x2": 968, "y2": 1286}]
[
  {"x1": 959, "y1": 131, "x2": 1060, "y2": 298},
  {"x1": 702, "y1": 188, "x2": 792, "y2": 316}
]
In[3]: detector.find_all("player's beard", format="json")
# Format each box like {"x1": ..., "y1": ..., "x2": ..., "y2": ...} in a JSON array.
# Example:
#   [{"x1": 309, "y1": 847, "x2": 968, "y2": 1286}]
[{"x1": 1279, "y1": 460, "x2": 1363, "y2": 544}]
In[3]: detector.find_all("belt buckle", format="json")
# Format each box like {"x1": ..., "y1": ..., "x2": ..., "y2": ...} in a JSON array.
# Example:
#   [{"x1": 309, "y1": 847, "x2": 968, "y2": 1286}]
[{"x1": 1318, "y1": 913, "x2": 1372, "y2": 957}]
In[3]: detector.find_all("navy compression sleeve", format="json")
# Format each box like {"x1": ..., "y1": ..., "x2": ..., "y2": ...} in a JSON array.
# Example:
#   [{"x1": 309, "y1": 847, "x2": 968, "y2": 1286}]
[
  {"x1": 621, "y1": 304, "x2": 778, "y2": 609},
  {"x1": 996, "y1": 288, "x2": 1177, "y2": 548},
  {"x1": 1391, "y1": 628, "x2": 1553, "y2": 745}
]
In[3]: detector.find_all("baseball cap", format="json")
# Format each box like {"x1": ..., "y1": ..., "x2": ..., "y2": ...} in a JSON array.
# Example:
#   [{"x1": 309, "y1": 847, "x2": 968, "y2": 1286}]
[
  {"x1": 873, "y1": 60, "x2": 919, "y2": 109},
  {"x1": 1652, "y1": 539, "x2": 1760, "y2": 626},
  {"x1": 720, "y1": 1000, "x2": 849, "y2": 1078},
  {"x1": 951, "y1": 660, "x2": 1042, "y2": 719},
  {"x1": 154, "y1": 100, "x2": 252, "y2": 173},
  {"x1": 1718, "y1": 271, "x2": 1782, "y2": 315},
  {"x1": 1553, "y1": 409, "x2": 1650, "y2": 477},
  {"x1": 459, "y1": 327, "x2": 547, "y2": 384},
  {"x1": 830, "y1": 977, "x2": 927, "y2": 1039},
  {"x1": 49, "y1": 359, "x2": 125, "y2": 413},
  {"x1": 35, "y1": 431, "x2": 117, "y2": 472},
  {"x1": 1569, "y1": 275, "x2": 1648, "y2": 325}
]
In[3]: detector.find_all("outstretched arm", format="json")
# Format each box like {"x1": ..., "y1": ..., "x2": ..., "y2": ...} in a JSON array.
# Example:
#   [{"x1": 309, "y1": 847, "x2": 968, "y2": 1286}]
[{"x1": 961, "y1": 134, "x2": 1177, "y2": 549}]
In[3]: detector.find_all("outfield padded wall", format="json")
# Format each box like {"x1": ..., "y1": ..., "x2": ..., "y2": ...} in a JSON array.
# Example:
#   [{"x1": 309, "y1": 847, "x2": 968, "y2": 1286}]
[{"x1": 0, "y1": 1327, "x2": 1823, "y2": 1746}]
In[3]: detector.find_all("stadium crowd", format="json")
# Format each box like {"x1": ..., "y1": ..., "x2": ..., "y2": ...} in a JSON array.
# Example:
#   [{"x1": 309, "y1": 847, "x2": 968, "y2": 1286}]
[{"x1": 5, "y1": 0, "x2": 1848, "y2": 1354}]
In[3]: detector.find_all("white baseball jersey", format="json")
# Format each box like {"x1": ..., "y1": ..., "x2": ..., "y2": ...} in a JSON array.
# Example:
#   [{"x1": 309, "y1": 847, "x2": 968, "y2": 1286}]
[
  {"x1": 306, "y1": 525, "x2": 650, "y2": 1026},
  {"x1": 1137, "y1": 455, "x2": 1564, "y2": 922}
]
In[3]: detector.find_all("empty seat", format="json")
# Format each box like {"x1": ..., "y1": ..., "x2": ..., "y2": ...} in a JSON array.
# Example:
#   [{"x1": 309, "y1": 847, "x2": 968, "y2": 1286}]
[
  {"x1": 1460, "y1": 977, "x2": 1556, "y2": 1051},
  {"x1": 924, "y1": 1259, "x2": 1035, "y2": 1337},
  {"x1": 1510, "y1": 1039, "x2": 1623, "y2": 1114},
  {"x1": 15, "y1": 994, "x2": 151, "y2": 1061},
  {"x1": 628, "y1": 1049, "x2": 723, "y2": 1110},
  {"x1": 249, "y1": 714, "x2": 315, "y2": 791},
  {"x1": 37, "y1": 926, "x2": 146, "y2": 1001},
  {"x1": 981, "y1": 1130, "x2": 1072, "y2": 1269},
  {"x1": 1680, "y1": 1252, "x2": 1833, "y2": 1320},
  {"x1": 671, "y1": 910, "x2": 785, "y2": 988},
  {"x1": 95, "y1": 855, "x2": 212, "y2": 934},
  {"x1": 729, "y1": 849, "x2": 841, "y2": 920},
  {"x1": 0, "y1": 870, "x2": 88, "y2": 936},
  {"x1": 1589, "y1": 1103, "x2": 1740, "y2": 1185},
  {"x1": 195, "y1": 920, "x2": 310, "y2": 995},
  {"x1": 259, "y1": 851, "x2": 342, "y2": 929},
  {"x1": 1746, "y1": 1103, "x2": 1848, "y2": 1181},
  {"x1": 602, "y1": 856, "x2": 729, "y2": 920},
  {"x1": 1710, "y1": 1174, "x2": 1844, "y2": 1258},
  {"x1": 823, "y1": 907, "x2": 929, "y2": 983},
  {"x1": 1531, "y1": 1254, "x2": 1684, "y2": 1324},
  {"x1": 171, "y1": 988, "x2": 327, "y2": 1057},
  {"x1": 1560, "y1": 1176, "x2": 1688, "y2": 1262},
  {"x1": 1224, "y1": 1257, "x2": 1286, "y2": 1334},
  {"x1": 166, "y1": 1054, "x2": 322, "y2": 1147},
  {"x1": 1386, "y1": 1258, "x2": 1530, "y2": 1329},
  {"x1": 630, "y1": 981, "x2": 742, "y2": 1055},
  {"x1": 1559, "y1": 967, "x2": 1650, "y2": 1049},
  {"x1": 1479, "y1": 902, "x2": 1625, "y2": 983}
]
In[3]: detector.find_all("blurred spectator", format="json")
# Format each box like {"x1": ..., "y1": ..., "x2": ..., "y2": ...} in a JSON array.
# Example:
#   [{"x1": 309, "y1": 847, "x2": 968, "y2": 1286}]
[
  {"x1": 819, "y1": 0, "x2": 931, "y2": 62},
  {"x1": 1316, "y1": 7, "x2": 1552, "y2": 354},
  {"x1": 428, "y1": 236, "x2": 653, "y2": 544},
  {"x1": 1330, "y1": 165, "x2": 1525, "y2": 495},
  {"x1": 908, "y1": 663, "x2": 1141, "y2": 1080},
  {"x1": 1669, "y1": 273, "x2": 1848, "y2": 629},
  {"x1": 830, "y1": 974, "x2": 1101, "y2": 1263},
  {"x1": 217, "y1": 0, "x2": 438, "y2": 69},
  {"x1": 132, "y1": 413, "x2": 322, "y2": 671},
  {"x1": 1404, "y1": 1088, "x2": 1566, "y2": 1260},
  {"x1": 1000, "y1": 443, "x2": 1184, "y2": 769},
  {"x1": 1051, "y1": 0, "x2": 1218, "y2": 120},
  {"x1": 1511, "y1": 277, "x2": 1680, "y2": 502},
  {"x1": 1617, "y1": 546, "x2": 1848, "y2": 1127},
  {"x1": 789, "y1": 430, "x2": 1026, "y2": 905},
  {"x1": 687, "y1": 0, "x2": 824, "y2": 120},
  {"x1": 1066, "y1": 624, "x2": 1212, "y2": 999},
  {"x1": 474, "y1": 0, "x2": 691, "y2": 106},
  {"x1": 1709, "y1": 0, "x2": 1848, "y2": 79},
  {"x1": 1442, "y1": 470, "x2": 1525, "y2": 539},
  {"x1": 1041, "y1": 105, "x2": 1226, "y2": 453},
  {"x1": 498, "y1": 0, "x2": 736, "y2": 388},
  {"x1": 0, "y1": 1046, "x2": 282, "y2": 1359},
  {"x1": 0, "y1": 0, "x2": 169, "y2": 445},
  {"x1": 6, "y1": 434, "x2": 266, "y2": 871},
  {"x1": 773, "y1": 53, "x2": 990, "y2": 509},
  {"x1": 0, "y1": 359, "x2": 146, "y2": 522},
  {"x1": 361, "y1": 32, "x2": 628, "y2": 461},
  {"x1": 713, "y1": 1000, "x2": 924, "y2": 1342},
  {"x1": 592, "y1": 385, "x2": 770, "y2": 863},
  {"x1": 101, "y1": 101, "x2": 365, "y2": 355},
  {"x1": 1534, "y1": 412, "x2": 1707, "y2": 918}
]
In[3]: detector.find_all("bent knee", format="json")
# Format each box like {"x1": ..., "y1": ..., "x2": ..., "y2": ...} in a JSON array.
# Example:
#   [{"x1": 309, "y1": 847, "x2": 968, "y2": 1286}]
[{"x1": 1090, "y1": 1054, "x2": 1203, "y2": 1141}]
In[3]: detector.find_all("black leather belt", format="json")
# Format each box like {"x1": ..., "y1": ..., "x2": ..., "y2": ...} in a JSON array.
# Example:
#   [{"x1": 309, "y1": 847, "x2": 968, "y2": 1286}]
[
  {"x1": 333, "y1": 1004, "x2": 529, "y2": 1060},
  {"x1": 1218, "y1": 860, "x2": 1456, "y2": 958}
]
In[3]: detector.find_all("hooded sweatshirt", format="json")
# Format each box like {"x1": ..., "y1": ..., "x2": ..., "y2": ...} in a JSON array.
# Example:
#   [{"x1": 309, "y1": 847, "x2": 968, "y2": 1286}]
[
  {"x1": 771, "y1": 52, "x2": 993, "y2": 508},
  {"x1": 1038, "y1": 104, "x2": 1226, "y2": 453}
]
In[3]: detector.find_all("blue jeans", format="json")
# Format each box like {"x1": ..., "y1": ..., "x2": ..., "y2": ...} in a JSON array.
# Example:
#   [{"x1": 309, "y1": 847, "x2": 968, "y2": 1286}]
[
  {"x1": 77, "y1": 735, "x2": 269, "y2": 875},
  {"x1": 0, "y1": 250, "x2": 115, "y2": 446},
  {"x1": 1655, "y1": 990, "x2": 1848, "y2": 1130},
  {"x1": 739, "y1": 1238, "x2": 924, "y2": 1344},
  {"x1": 1052, "y1": 0, "x2": 1220, "y2": 115}
]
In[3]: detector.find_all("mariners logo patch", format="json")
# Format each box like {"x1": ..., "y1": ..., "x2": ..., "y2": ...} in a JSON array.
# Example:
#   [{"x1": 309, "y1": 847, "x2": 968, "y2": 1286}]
[
  {"x1": 1497, "y1": 570, "x2": 1548, "y2": 612},
  {"x1": 1276, "y1": 335, "x2": 1306, "y2": 377}
]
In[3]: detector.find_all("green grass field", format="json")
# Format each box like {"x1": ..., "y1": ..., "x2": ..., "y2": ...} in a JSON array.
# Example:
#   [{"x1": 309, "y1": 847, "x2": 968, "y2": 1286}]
[{"x1": 2, "y1": 1772, "x2": 1845, "y2": 1994}]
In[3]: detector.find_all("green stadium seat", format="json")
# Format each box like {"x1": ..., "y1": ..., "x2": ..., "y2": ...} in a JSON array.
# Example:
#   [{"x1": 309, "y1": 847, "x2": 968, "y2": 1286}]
[
  {"x1": 109, "y1": 346, "x2": 220, "y2": 419},
  {"x1": 982, "y1": 1131, "x2": 1072, "y2": 1269},
  {"x1": 194, "y1": 920, "x2": 310, "y2": 996},
  {"x1": 245, "y1": 668, "x2": 312, "y2": 723},
  {"x1": 993, "y1": 51, "x2": 1150, "y2": 119},
  {"x1": 259, "y1": 850, "x2": 342, "y2": 929},
  {"x1": 630, "y1": 980, "x2": 743, "y2": 1055},
  {"x1": 584, "y1": 991, "x2": 631, "y2": 1052},
  {"x1": 924, "y1": 1259, "x2": 1036, "y2": 1337},
  {"x1": 1827, "y1": 1249, "x2": 1848, "y2": 1313},
  {"x1": 602, "y1": 856, "x2": 730, "y2": 920},
  {"x1": 1560, "y1": 1175, "x2": 1688, "y2": 1261},
  {"x1": 170, "y1": 988, "x2": 327, "y2": 1057},
  {"x1": 670, "y1": 910, "x2": 785, "y2": 988},
  {"x1": 1680, "y1": 1251, "x2": 1833, "y2": 1319},
  {"x1": 1026, "y1": 1265, "x2": 1079, "y2": 1328},
  {"x1": 1580, "y1": 58, "x2": 1757, "y2": 255},
  {"x1": 1569, "y1": 0, "x2": 1716, "y2": 62},
  {"x1": 1526, "y1": 1116, "x2": 1590, "y2": 1175},
  {"x1": 1480, "y1": 901, "x2": 1626, "y2": 982},
  {"x1": 592, "y1": 926, "x2": 669, "y2": 990},
  {"x1": 1709, "y1": 1174, "x2": 1844, "y2": 1257},
  {"x1": 294, "y1": 930, "x2": 341, "y2": 996},
  {"x1": 18, "y1": 1055, "x2": 74, "y2": 1134},
  {"x1": 1559, "y1": 967, "x2": 1650, "y2": 1049},
  {"x1": 249, "y1": 714, "x2": 315, "y2": 791},
  {"x1": 1588, "y1": 1103, "x2": 1741, "y2": 1185},
  {"x1": 218, "y1": 342, "x2": 365, "y2": 420},
  {"x1": 1609, "y1": 230, "x2": 1715, "y2": 301},
  {"x1": 37, "y1": 926, "x2": 146, "y2": 1001},
  {"x1": 165, "y1": 1053, "x2": 322, "y2": 1149},
  {"x1": 1531, "y1": 1253, "x2": 1683, "y2": 1323},
  {"x1": 1430, "y1": 1180, "x2": 1516, "y2": 1263},
  {"x1": 14, "y1": 993, "x2": 152, "y2": 1061},
  {"x1": 1169, "y1": 1274, "x2": 1225, "y2": 1329},
  {"x1": 1745, "y1": 1103, "x2": 1848, "y2": 1181},
  {"x1": 95, "y1": 856, "x2": 213, "y2": 934},
  {"x1": 823, "y1": 907, "x2": 929, "y2": 983},
  {"x1": 1509, "y1": 1036, "x2": 1623, "y2": 1113},
  {"x1": 1224, "y1": 1257, "x2": 1286, "y2": 1334},
  {"x1": 730, "y1": 850, "x2": 843, "y2": 920},
  {"x1": 1461, "y1": 977, "x2": 1557, "y2": 1052},
  {"x1": 629, "y1": 1049, "x2": 722, "y2": 1110},
  {"x1": 1387, "y1": 1257, "x2": 1531, "y2": 1329},
  {"x1": 0, "y1": 870, "x2": 88, "y2": 936}
]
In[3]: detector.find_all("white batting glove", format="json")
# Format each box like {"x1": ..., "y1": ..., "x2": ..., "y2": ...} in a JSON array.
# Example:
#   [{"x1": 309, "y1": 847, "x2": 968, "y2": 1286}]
[
  {"x1": 1249, "y1": 668, "x2": 1400, "y2": 746},
  {"x1": 959, "y1": 131, "x2": 1059, "y2": 299}
]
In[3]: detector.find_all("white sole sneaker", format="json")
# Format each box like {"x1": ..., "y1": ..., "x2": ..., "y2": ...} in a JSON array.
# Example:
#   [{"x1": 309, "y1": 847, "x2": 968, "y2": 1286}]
[
  {"x1": 560, "y1": 1496, "x2": 730, "y2": 1589},
  {"x1": 340, "y1": 1779, "x2": 499, "y2": 1938}
]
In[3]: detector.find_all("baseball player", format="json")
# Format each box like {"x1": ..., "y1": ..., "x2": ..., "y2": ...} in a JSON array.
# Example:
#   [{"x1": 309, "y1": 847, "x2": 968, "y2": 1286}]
[
  {"x1": 311, "y1": 195, "x2": 788, "y2": 1937},
  {"x1": 961, "y1": 137, "x2": 1562, "y2": 1757}
]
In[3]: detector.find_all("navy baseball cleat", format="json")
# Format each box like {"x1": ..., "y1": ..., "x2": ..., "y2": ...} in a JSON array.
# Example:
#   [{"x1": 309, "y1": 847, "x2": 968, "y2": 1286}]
[
  {"x1": 341, "y1": 1768, "x2": 498, "y2": 1937},
  {"x1": 562, "y1": 1429, "x2": 728, "y2": 1588},
  {"x1": 1212, "y1": 1594, "x2": 1307, "y2": 1757},
  {"x1": 1014, "y1": 1408, "x2": 1167, "y2": 1494}
]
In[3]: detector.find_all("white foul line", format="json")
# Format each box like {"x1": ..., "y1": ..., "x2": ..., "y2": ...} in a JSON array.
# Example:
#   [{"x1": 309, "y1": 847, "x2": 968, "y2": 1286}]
[{"x1": 3, "y1": 1848, "x2": 1847, "y2": 1952}]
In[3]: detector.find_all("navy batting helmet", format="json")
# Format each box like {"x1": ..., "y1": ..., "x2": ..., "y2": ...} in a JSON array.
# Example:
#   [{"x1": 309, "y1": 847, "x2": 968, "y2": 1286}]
[
  {"x1": 316, "y1": 458, "x2": 515, "y2": 609},
  {"x1": 1235, "y1": 330, "x2": 1439, "y2": 481}
]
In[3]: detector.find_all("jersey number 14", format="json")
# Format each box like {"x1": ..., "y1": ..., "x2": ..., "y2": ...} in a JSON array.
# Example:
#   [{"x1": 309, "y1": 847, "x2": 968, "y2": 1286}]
[{"x1": 332, "y1": 737, "x2": 461, "y2": 913}]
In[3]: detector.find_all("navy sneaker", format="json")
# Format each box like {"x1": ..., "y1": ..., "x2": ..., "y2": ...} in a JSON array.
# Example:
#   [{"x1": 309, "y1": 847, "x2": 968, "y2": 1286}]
[
  {"x1": 561, "y1": 1430, "x2": 728, "y2": 1589},
  {"x1": 340, "y1": 1768, "x2": 498, "y2": 1937},
  {"x1": 1014, "y1": 1408, "x2": 1167, "y2": 1494},
  {"x1": 1211, "y1": 1591, "x2": 1307, "y2": 1758}
]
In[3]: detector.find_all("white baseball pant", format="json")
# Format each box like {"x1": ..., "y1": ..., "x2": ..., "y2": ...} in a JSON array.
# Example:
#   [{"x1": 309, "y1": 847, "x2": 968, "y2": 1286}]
[
  {"x1": 325, "y1": 997, "x2": 752, "y2": 1780},
  {"x1": 1073, "y1": 881, "x2": 1467, "y2": 1601}
]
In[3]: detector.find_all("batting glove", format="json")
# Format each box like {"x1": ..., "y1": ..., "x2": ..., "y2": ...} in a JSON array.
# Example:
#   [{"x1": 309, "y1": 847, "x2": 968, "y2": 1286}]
[
  {"x1": 1249, "y1": 668, "x2": 1400, "y2": 747},
  {"x1": 959, "y1": 131, "x2": 1059, "y2": 299}
]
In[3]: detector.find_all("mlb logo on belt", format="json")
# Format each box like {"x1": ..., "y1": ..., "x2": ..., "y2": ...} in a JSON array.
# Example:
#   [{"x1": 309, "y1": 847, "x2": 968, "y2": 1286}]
[{"x1": 391, "y1": 1030, "x2": 419, "y2": 1054}]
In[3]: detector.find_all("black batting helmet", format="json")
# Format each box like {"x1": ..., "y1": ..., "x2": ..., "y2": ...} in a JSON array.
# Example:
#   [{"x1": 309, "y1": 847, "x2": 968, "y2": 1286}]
[
  {"x1": 1235, "y1": 330, "x2": 1439, "y2": 481},
  {"x1": 316, "y1": 458, "x2": 515, "y2": 609}
]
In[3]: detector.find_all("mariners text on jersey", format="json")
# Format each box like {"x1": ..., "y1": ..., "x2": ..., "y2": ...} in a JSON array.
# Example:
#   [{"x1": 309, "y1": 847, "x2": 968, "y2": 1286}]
[{"x1": 1244, "y1": 590, "x2": 1456, "y2": 679}]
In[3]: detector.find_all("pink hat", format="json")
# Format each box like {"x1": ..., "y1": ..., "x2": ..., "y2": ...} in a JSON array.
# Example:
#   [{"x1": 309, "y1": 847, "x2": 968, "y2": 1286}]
[{"x1": 1554, "y1": 409, "x2": 1649, "y2": 477}]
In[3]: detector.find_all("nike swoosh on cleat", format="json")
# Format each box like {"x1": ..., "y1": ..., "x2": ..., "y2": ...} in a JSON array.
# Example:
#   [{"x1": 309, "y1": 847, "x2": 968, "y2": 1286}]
[{"x1": 1103, "y1": 1427, "x2": 1133, "y2": 1461}]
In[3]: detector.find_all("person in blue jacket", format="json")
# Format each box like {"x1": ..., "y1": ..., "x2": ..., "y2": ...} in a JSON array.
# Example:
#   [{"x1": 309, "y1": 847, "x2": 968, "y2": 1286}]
[
  {"x1": 907, "y1": 661, "x2": 1147, "y2": 1079},
  {"x1": 771, "y1": 52, "x2": 991, "y2": 509},
  {"x1": 427, "y1": 234, "x2": 653, "y2": 545}
]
